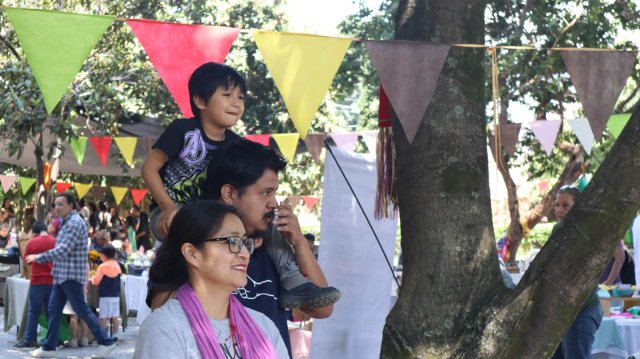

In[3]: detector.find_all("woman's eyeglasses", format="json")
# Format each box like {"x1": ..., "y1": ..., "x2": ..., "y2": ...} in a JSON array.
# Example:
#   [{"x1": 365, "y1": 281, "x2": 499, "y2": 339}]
[{"x1": 204, "y1": 236, "x2": 255, "y2": 255}]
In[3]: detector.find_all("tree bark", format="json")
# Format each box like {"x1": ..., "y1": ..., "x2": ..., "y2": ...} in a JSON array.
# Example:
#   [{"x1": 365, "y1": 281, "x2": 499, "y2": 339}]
[{"x1": 381, "y1": 0, "x2": 640, "y2": 357}]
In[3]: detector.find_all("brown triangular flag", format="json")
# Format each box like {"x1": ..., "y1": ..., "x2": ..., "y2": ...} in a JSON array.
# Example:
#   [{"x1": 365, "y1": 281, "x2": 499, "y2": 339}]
[
  {"x1": 559, "y1": 50, "x2": 637, "y2": 140},
  {"x1": 365, "y1": 40, "x2": 450, "y2": 143},
  {"x1": 499, "y1": 123, "x2": 521, "y2": 157},
  {"x1": 304, "y1": 133, "x2": 328, "y2": 163}
]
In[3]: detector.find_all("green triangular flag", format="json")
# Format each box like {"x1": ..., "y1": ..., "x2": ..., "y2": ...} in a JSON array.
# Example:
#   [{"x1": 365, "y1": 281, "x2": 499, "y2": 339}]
[
  {"x1": 607, "y1": 113, "x2": 631, "y2": 139},
  {"x1": 19, "y1": 177, "x2": 36, "y2": 195},
  {"x1": 4, "y1": 8, "x2": 115, "y2": 113},
  {"x1": 69, "y1": 137, "x2": 88, "y2": 165}
]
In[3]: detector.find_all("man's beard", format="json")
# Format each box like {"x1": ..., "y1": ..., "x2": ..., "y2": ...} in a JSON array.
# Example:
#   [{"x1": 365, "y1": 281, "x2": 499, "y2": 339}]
[{"x1": 247, "y1": 211, "x2": 275, "y2": 239}]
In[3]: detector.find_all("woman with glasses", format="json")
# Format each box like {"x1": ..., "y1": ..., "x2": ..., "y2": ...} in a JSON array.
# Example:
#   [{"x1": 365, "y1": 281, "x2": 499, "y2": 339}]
[{"x1": 134, "y1": 200, "x2": 288, "y2": 358}]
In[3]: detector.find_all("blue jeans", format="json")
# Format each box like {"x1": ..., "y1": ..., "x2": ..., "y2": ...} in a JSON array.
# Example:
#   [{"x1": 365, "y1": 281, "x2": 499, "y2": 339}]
[
  {"x1": 43, "y1": 280, "x2": 114, "y2": 350},
  {"x1": 24, "y1": 284, "x2": 52, "y2": 343},
  {"x1": 552, "y1": 301, "x2": 604, "y2": 359}
]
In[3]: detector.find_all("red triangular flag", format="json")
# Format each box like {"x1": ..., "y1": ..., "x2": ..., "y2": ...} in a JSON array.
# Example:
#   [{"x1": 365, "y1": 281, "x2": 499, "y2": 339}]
[
  {"x1": 304, "y1": 196, "x2": 320, "y2": 210},
  {"x1": 130, "y1": 188, "x2": 148, "y2": 206},
  {"x1": 127, "y1": 19, "x2": 240, "y2": 118},
  {"x1": 55, "y1": 182, "x2": 72, "y2": 194},
  {"x1": 244, "y1": 134, "x2": 270, "y2": 146},
  {"x1": 89, "y1": 137, "x2": 112, "y2": 166}
]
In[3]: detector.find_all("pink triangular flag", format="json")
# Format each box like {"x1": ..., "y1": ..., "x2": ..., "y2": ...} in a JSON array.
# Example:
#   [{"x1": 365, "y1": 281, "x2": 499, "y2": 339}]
[
  {"x1": 330, "y1": 132, "x2": 359, "y2": 152},
  {"x1": 244, "y1": 134, "x2": 270, "y2": 147},
  {"x1": 559, "y1": 50, "x2": 637, "y2": 141},
  {"x1": 304, "y1": 133, "x2": 328, "y2": 163},
  {"x1": 89, "y1": 137, "x2": 112, "y2": 166},
  {"x1": 365, "y1": 41, "x2": 450, "y2": 143},
  {"x1": 0, "y1": 175, "x2": 18, "y2": 193},
  {"x1": 529, "y1": 120, "x2": 562, "y2": 156},
  {"x1": 304, "y1": 196, "x2": 320, "y2": 210},
  {"x1": 499, "y1": 123, "x2": 521, "y2": 157},
  {"x1": 127, "y1": 19, "x2": 240, "y2": 118}
]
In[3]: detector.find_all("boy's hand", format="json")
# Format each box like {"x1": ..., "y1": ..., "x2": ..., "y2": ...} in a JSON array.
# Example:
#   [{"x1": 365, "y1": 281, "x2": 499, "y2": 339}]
[
  {"x1": 25, "y1": 254, "x2": 37, "y2": 264},
  {"x1": 273, "y1": 202, "x2": 305, "y2": 248},
  {"x1": 159, "y1": 206, "x2": 179, "y2": 238}
]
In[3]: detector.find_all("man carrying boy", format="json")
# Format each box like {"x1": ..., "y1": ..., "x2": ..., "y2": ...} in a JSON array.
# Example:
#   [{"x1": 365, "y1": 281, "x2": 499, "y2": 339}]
[
  {"x1": 90, "y1": 245, "x2": 122, "y2": 338},
  {"x1": 14, "y1": 221, "x2": 55, "y2": 349},
  {"x1": 143, "y1": 62, "x2": 339, "y2": 310}
]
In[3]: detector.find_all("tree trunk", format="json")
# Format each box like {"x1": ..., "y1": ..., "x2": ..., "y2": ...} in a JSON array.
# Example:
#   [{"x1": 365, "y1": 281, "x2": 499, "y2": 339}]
[{"x1": 381, "y1": 0, "x2": 640, "y2": 357}]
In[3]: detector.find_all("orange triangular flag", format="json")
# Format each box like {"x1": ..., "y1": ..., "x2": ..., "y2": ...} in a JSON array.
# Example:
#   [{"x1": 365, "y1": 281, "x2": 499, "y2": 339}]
[
  {"x1": 559, "y1": 50, "x2": 637, "y2": 140},
  {"x1": 130, "y1": 188, "x2": 148, "y2": 206},
  {"x1": 244, "y1": 134, "x2": 270, "y2": 146},
  {"x1": 89, "y1": 137, "x2": 112, "y2": 166},
  {"x1": 365, "y1": 40, "x2": 450, "y2": 143}
]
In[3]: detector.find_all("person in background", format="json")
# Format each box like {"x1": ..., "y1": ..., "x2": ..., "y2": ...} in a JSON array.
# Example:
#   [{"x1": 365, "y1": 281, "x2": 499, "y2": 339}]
[
  {"x1": 125, "y1": 214, "x2": 138, "y2": 252},
  {"x1": 14, "y1": 221, "x2": 56, "y2": 348},
  {"x1": 78, "y1": 199, "x2": 90, "y2": 225},
  {"x1": 91, "y1": 245, "x2": 122, "y2": 338},
  {"x1": 551, "y1": 186, "x2": 603, "y2": 359},
  {"x1": 25, "y1": 192, "x2": 116, "y2": 358},
  {"x1": 304, "y1": 233, "x2": 318, "y2": 260},
  {"x1": 108, "y1": 207, "x2": 123, "y2": 232},
  {"x1": 633, "y1": 211, "x2": 640, "y2": 289},
  {"x1": 136, "y1": 211, "x2": 151, "y2": 251}
]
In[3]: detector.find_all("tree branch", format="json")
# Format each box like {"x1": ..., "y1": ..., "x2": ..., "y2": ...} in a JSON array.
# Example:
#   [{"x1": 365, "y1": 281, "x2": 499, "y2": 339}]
[{"x1": 0, "y1": 34, "x2": 22, "y2": 60}]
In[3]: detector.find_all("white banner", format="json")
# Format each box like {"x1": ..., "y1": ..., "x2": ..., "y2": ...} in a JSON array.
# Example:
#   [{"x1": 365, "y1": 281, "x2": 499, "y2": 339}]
[{"x1": 311, "y1": 147, "x2": 398, "y2": 359}]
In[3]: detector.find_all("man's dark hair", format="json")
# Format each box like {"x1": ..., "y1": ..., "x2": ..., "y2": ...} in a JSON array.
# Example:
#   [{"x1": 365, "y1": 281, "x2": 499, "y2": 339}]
[
  {"x1": 207, "y1": 139, "x2": 287, "y2": 200},
  {"x1": 100, "y1": 245, "x2": 117, "y2": 259},
  {"x1": 57, "y1": 192, "x2": 77, "y2": 207},
  {"x1": 31, "y1": 221, "x2": 48, "y2": 234},
  {"x1": 304, "y1": 233, "x2": 316, "y2": 242},
  {"x1": 189, "y1": 62, "x2": 246, "y2": 119}
]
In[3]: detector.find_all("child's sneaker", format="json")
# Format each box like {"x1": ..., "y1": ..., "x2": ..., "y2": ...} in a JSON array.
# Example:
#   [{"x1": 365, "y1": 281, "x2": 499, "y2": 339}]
[
  {"x1": 63, "y1": 337, "x2": 78, "y2": 348},
  {"x1": 79, "y1": 336, "x2": 89, "y2": 347},
  {"x1": 278, "y1": 282, "x2": 340, "y2": 309}
]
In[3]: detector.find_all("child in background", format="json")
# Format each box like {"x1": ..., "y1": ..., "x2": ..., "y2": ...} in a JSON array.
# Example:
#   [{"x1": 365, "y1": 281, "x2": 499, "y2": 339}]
[{"x1": 91, "y1": 245, "x2": 122, "y2": 337}]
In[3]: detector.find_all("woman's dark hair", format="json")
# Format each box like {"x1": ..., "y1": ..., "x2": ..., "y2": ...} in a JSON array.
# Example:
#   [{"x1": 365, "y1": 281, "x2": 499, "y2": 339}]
[
  {"x1": 558, "y1": 185, "x2": 581, "y2": 201},
  {"x1": 100, "y1": 245, "x2": 117, "y2": 259},
  {"x1": 31, "y1": 221, "x2": 48, "y2": 234},
  {"x1": 207, "y1": 139, "x2": 287, "y2": 200},
  {"x1": 149, "y1": 201, "x2": 239, "y2": 286},
  {"x1": 188, "y1": 62, "x2": 246, "y2": 119}
]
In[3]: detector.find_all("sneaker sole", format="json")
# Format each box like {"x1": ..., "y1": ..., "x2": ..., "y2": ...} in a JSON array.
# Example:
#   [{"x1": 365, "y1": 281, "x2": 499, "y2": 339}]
[{"x1": 278, "y1": 290, "x2": 341, "y2": 309}]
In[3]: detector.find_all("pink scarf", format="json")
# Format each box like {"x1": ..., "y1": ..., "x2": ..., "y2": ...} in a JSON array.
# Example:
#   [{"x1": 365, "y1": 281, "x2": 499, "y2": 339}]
[{"x1": 176, "y1": 283, "x2": 278, "y2": 359}]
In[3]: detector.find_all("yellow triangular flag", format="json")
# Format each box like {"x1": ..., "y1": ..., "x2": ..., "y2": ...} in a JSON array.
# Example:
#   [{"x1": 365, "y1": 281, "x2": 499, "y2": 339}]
[
  {"x1": 253, "y1": 31, "x2": 351, "y2": 138},
  {"x1": 272, "y1": 133, "x2": 300, "y2": 163},
  {"x1": 110, "y1": 186, "x2": 129, "y2": 205},
  {"x1": 74, "y1": 183, "x2": 92, "y2": 199},
  {"x1": 114, "y1": 137, "x2": 138, "y2": 167}
]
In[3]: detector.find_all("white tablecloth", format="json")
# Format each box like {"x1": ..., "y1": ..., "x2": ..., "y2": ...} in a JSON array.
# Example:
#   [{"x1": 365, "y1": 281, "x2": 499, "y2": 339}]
[
  {"x1": 122, "y1": 275, "x2": 150, "y2": 325},
  {"x1": 592, "y1": 317, "x2": 640, "y2": 358},
  {"x1": 4, "y1": 275, "x2": 29, "y2": 330}
]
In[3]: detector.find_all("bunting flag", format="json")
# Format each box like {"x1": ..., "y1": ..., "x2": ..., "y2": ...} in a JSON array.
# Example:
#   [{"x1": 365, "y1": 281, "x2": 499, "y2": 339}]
[
  {"x1": 365, "y1": 41, "x2": 450, "y2": 143},
  {"x1": 74, "y1": 183, "x2": 92, "y2": 199},
  {"x1": 304, "y1": 133, "x2": 327, "y2": 163},
  {"x1": 538, "y1": 179, "x2": 551, "y2": 194},
  {"x1": 253, "y1": 31, "x2": 352, "y2": 138},
  {"x1": 0, "y1": 176, "x2": 18, "y2": 193},
  {"x1": 567, "y1": 118, "x2": 595, "y2": 154},
  {"x1": 244, "y1": 134, "x2": 270, "y2": 146},
  {"x1": 607, "y1": 113, "x2": 631, "y2": 139},
  {"x1": 360, "y1": 130, "x2": 378, "y2": 154},
  {"x1": 287, "y1": 196, "x2": 303, "y2": 208},
  {"x1": 89, "y1": 136, "x2": 112, "y2": 166},
  {"x1": 272, "y1": 133, "x2": 300, "y2": 163},
  {"x1": 498, "y1": 123, "x2": 522, "y2": 157},
  {"x1": 529, "y1": 120, "x2": 562, "y2": 156},
  {"x1": 55, "y1": 181, "x2": 72, "y2": 194},
  {"x1": 114, "y1": 137, "x2": 138, "y2": 167},
  {"x1": 559, "y1": 50, "x2": 638, "y2": 141},
  {"x1": 304, "y1": 196, "x2": 320, "y2": 210},
  {"x1": 127, "y1": 19, "x2": 240, "y2": 118},
  {"x1": 19, "y1": 177, "x2": 36, "y2": 195},
  {"x1": 69, "y1": 137, "x2": 88, "y2": 165},
  {"x1": 110, "y1": 186, "x2": 129, "y2": 205},
  {"x1": 4, "y1": 8, "x2": 115, "y2": 113},
  {"x1": 130, "y1": 188, "x2": 148, "y2": 206},
  {"x1": 43, "y1": 161, "x2": 52, "y2": 191},
  {"x1": 331, "y1": 132, "x2": 359, "y2": 152}
]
